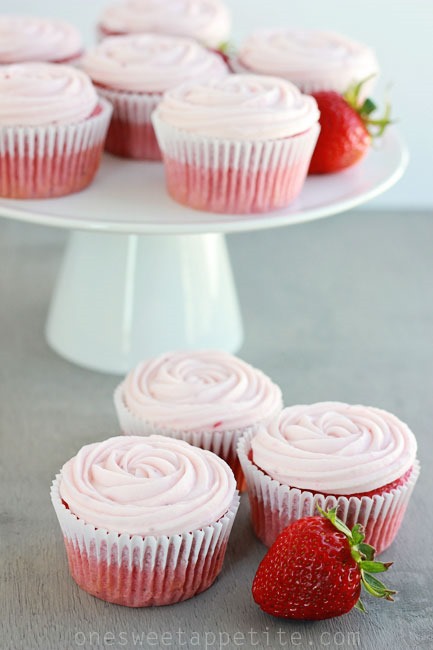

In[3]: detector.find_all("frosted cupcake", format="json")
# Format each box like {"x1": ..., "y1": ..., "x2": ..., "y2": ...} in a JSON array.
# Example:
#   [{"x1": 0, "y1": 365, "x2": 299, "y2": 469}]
[
  {"x1": 152, "y1": 74, "x2": 320, "y2": 214},
  {"x1": 239, "y1": 402, "x2": 419, "y2": 553},
  {"x1": 98, "y1": 0, "x2": 231, "y2": 50},
  {"x1": 80, "y1": 34, "x2": 228, "y2": 160},
  {"x1": 51, "y1": 435, "x2": 239, "y2": 607},
  {"x1": 0, "y1": 15, "x2": 83, "y2": 63},
  {"x1": 114, "y1": 350, "x2": 283, "y2": 489},
  {"x1": 235, "y1": 29, "x2": 379, "y2": 98},
  {"x1": 0, "y1": 63, "x2": 112, "y2": 199}
]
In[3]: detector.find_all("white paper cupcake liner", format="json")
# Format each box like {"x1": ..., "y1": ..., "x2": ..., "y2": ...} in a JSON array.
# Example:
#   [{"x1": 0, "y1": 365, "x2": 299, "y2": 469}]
[
  {"x1": 238, "y1": 430, "x2": 420, "y2": 554},
  {"x1": 0, "y1": 98, "x2": 112, "y2": 199},
  {"x1": 152, "y1": 111, "x2": 319, "y2": 170},
  {"x1": 114, "y1": 384, "x2": 282, "y2": 489},
  {"x1": 96, "y1": 87, "x2": 161, "y2": 125},
  {"x1": 152, "y1": 111, "x2": 320, "y2": 214},
  {"x1": 51, "y1": 476, "x2": 240, "y2": 607},
  {"x1": 95, "y1": 87, "x2": 162, "y2": 160}
]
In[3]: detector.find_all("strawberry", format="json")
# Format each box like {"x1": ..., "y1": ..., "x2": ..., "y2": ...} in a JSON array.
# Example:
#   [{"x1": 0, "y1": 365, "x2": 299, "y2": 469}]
[
  {"x1": 252, "y1": 506, "x2": 396, "y2": 620},
  {"x1": 309, "y1": 77, "x2": 392, "y2": 174}
]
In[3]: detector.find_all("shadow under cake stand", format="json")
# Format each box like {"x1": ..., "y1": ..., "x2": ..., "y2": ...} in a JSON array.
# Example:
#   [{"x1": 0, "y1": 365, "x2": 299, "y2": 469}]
[{"x1": 0, "y1": 130, "x2": 408, "y2": 374}]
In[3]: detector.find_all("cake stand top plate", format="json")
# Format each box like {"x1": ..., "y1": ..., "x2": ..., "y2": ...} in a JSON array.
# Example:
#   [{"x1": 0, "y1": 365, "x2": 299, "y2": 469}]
[{"x1": 0, "y1": 130, "x2": 407, "y2": 236}]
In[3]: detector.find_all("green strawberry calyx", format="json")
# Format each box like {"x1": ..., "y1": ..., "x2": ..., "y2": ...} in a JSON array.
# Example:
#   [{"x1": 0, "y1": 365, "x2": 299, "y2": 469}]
[
  {"x1": 217, "y1": 40, "x2": 236, "y2": 57},
  {"x1": 343, "y1": 75, "x2": 393, "y2": 138},
  {"x1": 317, "y1": 506, "x2": 397, "y2": 613}
]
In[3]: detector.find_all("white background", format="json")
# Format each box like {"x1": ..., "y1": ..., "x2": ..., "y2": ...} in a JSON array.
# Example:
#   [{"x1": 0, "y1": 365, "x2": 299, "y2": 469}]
[{"x1": 1, "y1": 0, "x2": 432, "y2": 210}]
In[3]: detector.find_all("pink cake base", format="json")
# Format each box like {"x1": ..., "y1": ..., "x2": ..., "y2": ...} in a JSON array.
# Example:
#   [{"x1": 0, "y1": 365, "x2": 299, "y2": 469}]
[
  {"x1": 225, "y1": 450, "x2": 246, "y2": 492},
  {"x1": 163, "y1": 157, "x2": 308, "y2": 214},
  {"x1": 0, "y1": 101, "x2": 111, "y2": 199},
  {"x1": 0, "y1": 145, "x2": 104, "y2": 199},
  {"x1": 64, "y1": 535, "x2": 228, "y2": 607},
  {"x1": 105, "y1": 118, "x2": 162, "y2": 161}
]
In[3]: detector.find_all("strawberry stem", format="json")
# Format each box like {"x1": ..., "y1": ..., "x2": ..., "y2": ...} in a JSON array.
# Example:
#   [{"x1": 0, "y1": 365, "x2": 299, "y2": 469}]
[
  {"x1": 218, "y1": 40, "x2": 236, "y2": 56},
  {"x1": 316, "y1": 506, "x2": 397, "y2": 612},
  {"x1": 360, "y1": 98, "x2": 377, "y2": 116},
  {"x1": 343, "y1": 76, "x2": 393, "y2": 139},
  {"x1": 354, "y1": 599, "x2": 367, "y2": 613}
]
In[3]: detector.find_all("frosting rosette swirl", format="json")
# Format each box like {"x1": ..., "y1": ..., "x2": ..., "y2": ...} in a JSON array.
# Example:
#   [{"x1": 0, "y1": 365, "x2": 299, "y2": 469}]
[
  {"x1": 100, "y1": 0, "x2": 231, "y2": 49},
  {"x1": 251, "y1": 402, "x2": 417, "y2": 495},
  {"x1": 0, "y1": 15, "x2": 82, "y2": 63},
  {"x1": 154, "y1": 74, "x2": 320, "y2": 139},
  {"x1": 80, "y1": 34, "x2": 228, "y2": 94},
  {"x1": 120, "y1": 350, "x2": 282, "y2": 431},
  {"x1": 238, "y1": 29, "x2": 379, "y2": 93},
  {"x1": 59, "y1": 435, "x2": 236, "y2": 536},
  {"x1": 0, "y1": 63, "x2": 98, "y2": 126}
]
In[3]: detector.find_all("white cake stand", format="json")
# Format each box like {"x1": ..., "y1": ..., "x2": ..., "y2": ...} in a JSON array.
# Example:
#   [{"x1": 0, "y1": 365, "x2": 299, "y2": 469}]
[{"x1": 0, "y1": 130, "x2": 408, "y2": 374}]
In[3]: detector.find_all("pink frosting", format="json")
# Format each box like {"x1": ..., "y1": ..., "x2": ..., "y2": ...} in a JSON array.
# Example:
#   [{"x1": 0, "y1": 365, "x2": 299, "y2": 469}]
[
  {"x1": 0, "y1": 63, "x2": 98, "y2": 126},
  {"x1": 120, "y1": 350, "x2": 282, "y2": 431},
  {"x1": 251, "y1": 402, "x2": 417, "y2": 494},
  {"x1": 80, "y1": 34, "x2": 228, "y2": 93},
  {"x1": 0, "y1": 15, "x2": 82, "y2": 63},
  {"x1": 100, "y1": 0, "x2": 231, "y2": 49},
  {"x1": 59, "y1": 435, "x2": 236, "y2": 536},
  {"x1": 154, "y1": 74, "x2": 320, "y2": 139},
  {"x1": 237, "y1": 29, "x2": 379, "y2": 94}
]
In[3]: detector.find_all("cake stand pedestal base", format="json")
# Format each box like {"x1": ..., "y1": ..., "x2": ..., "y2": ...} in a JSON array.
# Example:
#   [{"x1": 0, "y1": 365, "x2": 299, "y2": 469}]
[
  {"x1": 45, "y1": 230, "x2": 243, "y2": 374},
  {"x1": 0, "y1": 132, "x2": 407, "y2": 374}
]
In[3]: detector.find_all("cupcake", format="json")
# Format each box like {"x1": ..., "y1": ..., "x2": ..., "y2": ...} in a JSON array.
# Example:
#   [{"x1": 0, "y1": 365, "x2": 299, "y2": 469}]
[
  {"x1": 239, "y1": 402, "x2": 419, "y2": 553},
  {"x1": 98, "y1": 0, "x2": 231, "y2": 50},
  {"x1": 152, "y1": 74, "x2": 320, "y2": 214},
  {"x1": 114, "y1": 350, "x2": 283, "y2": 489},
  {"x1": 0, "y1": 63, "x2": 112, "y2": 199},
  {"x1": 80, "y1": 34, "x2": 228, "y2": 160},
  {"x1": 51, "y1": 435, "x2": 239, "y2": 607},
  {"x1": 235, "y1": 29, "x2": 379, "y2": 98},
  {"x1": 0, "y1": 15, "x2": 83, "y2": 63}
]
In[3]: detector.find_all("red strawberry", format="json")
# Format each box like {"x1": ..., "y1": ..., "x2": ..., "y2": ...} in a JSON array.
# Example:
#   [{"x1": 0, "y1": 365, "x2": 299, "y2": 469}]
[
  {"x1": 252, "y1": 507, "x2": 396, "y2": 620},
  {"x1": 309, "y1": 78, "x2": 392, "y2": 174}
]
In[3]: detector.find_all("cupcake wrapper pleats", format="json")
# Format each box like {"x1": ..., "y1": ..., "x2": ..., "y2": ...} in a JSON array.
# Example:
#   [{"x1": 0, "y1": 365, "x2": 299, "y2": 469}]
[
  {"x1": 238, "y1": 430, "x2": 420, "y2": 554},
  {"x1": 51, "y1": 476, "x2": 240, "y2": 607},
  {"x1": 96, "y1": 87, "x2": 162, "y2": 160},
  {"x1": 152, "y1": 112, "x2": 320, "y2": 214},
  {"x1": 0, "y1": 98, "x2": 112, "y2": 199}
]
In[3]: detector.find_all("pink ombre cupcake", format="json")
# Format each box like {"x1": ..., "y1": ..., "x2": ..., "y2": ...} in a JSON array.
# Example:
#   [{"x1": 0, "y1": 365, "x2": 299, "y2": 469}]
[
  {"x1": 0, "y1": 15, "x2": 83, "y2": 63},
  {"x1": 114, "y1": 350, "x2": 283, "y2": 490},
  {"x1": 235, "y1": 29, "x2": 379, "y2": 98},
  {"x1": 51, "y1": 435, "x2": 239, "y2": 607},
  {"x1": 238, "y1": 402, "x2": 419, "y2": 554},
  {"x1": 0, "y1": 63, "x2": 112, "y2": 199},
  {"x1": 152, "y1": 74, "x2": 320, "y2": 214},
  {"x1": 80, "y1": 34, "x2": 228, "y2": 160},
  {"x1": 98, "y1": 0, "x2": 231, "y2": 50}
]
